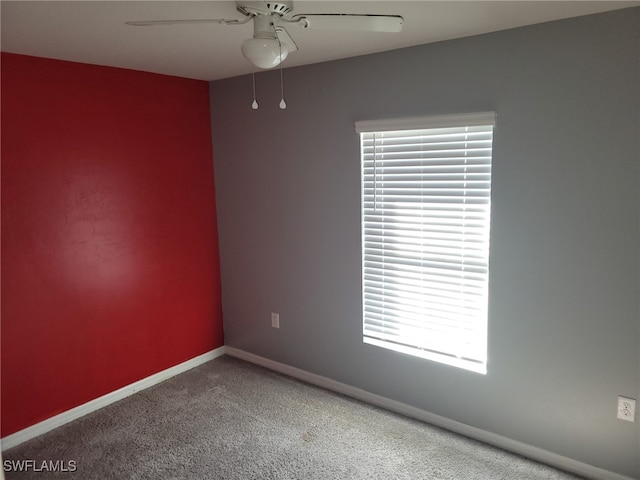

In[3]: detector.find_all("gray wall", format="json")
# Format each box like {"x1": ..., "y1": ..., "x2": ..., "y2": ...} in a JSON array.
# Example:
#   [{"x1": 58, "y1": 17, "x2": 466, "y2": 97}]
[{"x1": 210, "y1": 8, "x2": 639, "y2": 478}]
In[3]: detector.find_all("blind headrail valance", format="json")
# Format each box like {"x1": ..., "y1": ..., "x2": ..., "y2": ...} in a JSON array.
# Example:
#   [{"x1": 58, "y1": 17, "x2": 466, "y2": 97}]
[{"x1": 355, "y1": 112, "x2": 496, "y2": 133}]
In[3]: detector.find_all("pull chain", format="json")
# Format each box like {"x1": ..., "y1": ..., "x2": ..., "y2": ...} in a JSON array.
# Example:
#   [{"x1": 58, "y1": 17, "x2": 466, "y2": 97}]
[
  {"x1": 278, "y1": 32, "x2": 286, "y2": 109},
  {"x1": 279, "y1": 67, "x2": 286, "y2": 109},
  {"x1": 251, "y1": 71, "x2": 258, "y2": 110}
]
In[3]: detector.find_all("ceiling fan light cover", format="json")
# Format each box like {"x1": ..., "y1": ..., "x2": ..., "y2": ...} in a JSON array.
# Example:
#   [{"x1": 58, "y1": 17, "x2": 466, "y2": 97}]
[{"x1": 241, "y1": 37, "x2": 289, "y2": 69}]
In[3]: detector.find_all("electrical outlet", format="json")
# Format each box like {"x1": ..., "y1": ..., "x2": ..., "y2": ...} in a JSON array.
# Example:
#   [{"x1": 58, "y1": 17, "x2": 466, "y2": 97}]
[
  {"x1": 617, "y1": 396, "x2": 636, "y2": 422},
  {"x1": 271, "y1": 312, "x2": 280, "y2": 328}
]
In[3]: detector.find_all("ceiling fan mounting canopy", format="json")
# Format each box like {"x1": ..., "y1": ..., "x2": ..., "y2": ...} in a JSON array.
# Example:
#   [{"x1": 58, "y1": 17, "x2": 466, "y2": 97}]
[{"x1": 236, "y1": 1, "x2": 294, "y2": 18}]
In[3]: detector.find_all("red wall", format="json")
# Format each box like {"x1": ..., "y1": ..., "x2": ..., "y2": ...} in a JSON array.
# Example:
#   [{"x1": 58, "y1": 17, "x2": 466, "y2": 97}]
[{"x1": 1, "y1": 53, "x2": 224, "y2": 437}]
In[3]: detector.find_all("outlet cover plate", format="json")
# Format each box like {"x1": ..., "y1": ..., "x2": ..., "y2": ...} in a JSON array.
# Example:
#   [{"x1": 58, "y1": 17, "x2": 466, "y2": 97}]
[
  {"x1": 271, "y1": 312, "x2": 280, "y2": 328},
  {"x1": 617, "y1": 396, "x2": 636, "y2": 422}
]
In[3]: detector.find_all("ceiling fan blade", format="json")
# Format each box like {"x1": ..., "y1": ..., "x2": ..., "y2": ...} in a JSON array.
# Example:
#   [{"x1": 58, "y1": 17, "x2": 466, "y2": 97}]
[
  {"x1": 125, "y1": 18, "x2": 249, "y2": 27},
  {"x1": 275, "y1": 26, "x2": 298, "y2": 52},
  {"x1": 291, "y1": 14, "x2": 403, "y2": 33}
]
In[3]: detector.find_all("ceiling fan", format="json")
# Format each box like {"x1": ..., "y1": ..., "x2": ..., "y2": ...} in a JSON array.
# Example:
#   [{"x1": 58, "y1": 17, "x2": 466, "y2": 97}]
[{"x1": 126, "y1": 1, "x2": 404, "y2": 70}]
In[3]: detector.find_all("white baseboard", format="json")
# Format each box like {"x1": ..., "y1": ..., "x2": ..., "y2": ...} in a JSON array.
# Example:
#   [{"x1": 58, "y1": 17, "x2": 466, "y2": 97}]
[
  {"x1": 1, "y1": 346, "x2": 226, "y2": 451},
  {"x1": 225, "y1": 347, "x2": 633, "y2": 480}
]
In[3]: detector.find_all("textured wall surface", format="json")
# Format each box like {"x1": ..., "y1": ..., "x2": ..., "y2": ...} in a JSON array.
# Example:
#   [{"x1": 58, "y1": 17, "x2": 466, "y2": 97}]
[
  {"x1": 211, "y1": 9, "x2": 639, "y2": 478},
  {"x1": 1, "y1": 53, "x2": 224, "y2": 436}
]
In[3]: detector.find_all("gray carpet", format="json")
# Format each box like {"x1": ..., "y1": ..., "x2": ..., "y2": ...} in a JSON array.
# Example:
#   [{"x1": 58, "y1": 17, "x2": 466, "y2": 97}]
[{"x1": 3, "y1": 356, "x2": 583, "y2": 479}]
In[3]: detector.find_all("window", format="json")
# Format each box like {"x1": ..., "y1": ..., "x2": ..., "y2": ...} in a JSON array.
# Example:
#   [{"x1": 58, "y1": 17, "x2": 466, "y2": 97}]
[{"x1": 357, "y1": 112, "x2": 495, "y2": 374}]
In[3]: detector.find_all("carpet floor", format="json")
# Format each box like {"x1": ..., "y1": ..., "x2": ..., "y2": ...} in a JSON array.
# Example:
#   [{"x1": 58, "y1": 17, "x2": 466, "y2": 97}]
[{"x1": 3, "y1": 355, "x2": 584, "y2": 479}]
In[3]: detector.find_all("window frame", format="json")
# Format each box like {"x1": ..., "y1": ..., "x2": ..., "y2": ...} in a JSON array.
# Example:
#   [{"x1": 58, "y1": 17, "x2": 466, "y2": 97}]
[{"x1": 356, "y1": 112, "x2": 496, "y2": 374}]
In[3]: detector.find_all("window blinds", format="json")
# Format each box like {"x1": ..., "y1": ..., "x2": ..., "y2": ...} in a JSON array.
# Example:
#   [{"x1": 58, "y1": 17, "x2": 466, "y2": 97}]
[{"x1": 357, "y1": 113, "x2": 495, "y2": 374}]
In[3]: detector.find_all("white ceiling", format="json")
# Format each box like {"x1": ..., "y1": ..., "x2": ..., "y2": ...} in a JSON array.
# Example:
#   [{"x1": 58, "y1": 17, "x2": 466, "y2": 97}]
[{"x1": 2, "y1": 1, "x2": 638, "y2": 81}]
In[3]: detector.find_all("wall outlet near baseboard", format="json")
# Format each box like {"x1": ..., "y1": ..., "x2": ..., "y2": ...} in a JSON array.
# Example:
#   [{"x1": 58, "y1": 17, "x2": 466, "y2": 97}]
[
  {"x1": 271, "y1": 312, "x2": 280, "y2": 328},
  {"x1": 617, "y1": 396, "x2": 636, "y2": 422}
]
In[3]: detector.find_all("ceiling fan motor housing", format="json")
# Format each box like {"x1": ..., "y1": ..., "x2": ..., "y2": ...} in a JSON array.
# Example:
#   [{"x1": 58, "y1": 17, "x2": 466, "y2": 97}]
[{"x1": 236, "y1": 1, "x2": 294, "y2": 18}]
